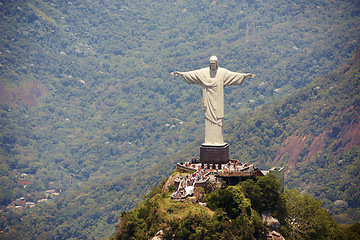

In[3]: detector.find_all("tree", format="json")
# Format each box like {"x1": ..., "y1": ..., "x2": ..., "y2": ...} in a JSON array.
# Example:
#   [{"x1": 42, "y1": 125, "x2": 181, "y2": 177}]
[
  {"x1": 240, "y1": 174, "x2": 287, "y2": 223},
  {"x1": 285, "y1": 189, "x2": 340, "y2": 240}
]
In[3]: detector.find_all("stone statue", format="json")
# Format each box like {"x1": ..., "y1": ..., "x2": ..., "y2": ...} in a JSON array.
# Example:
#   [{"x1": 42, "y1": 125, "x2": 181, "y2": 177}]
[{"x1": 171, "y1": 56, "x2": 255, "y2": 146}]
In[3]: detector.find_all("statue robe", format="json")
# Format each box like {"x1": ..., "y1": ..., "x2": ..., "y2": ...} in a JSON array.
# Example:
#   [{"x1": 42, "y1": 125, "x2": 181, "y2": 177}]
[{"x1": 180, "y1": 67, "x2": 246, "y2": 145}]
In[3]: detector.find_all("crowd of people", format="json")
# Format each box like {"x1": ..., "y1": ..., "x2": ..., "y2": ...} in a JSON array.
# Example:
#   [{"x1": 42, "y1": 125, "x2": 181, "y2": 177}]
[
  {"x1": 172, "y1": 159, "x2": 255, "y2": 199},
  {"x1": 178, "y1": 159, "x2": 254, "y2": 173},
  {"x1": 220, "y1": 160, "x2": 254, "y2": 174},
  {"x1": 171, "y1": 187, "x2": 187, "y2": 199},
  {"x1": 171, "y1": 169, "x2": 208, "y2": 199},
  {"x1": 178, "y1": 159, "x2": 200, "y2": 170}
]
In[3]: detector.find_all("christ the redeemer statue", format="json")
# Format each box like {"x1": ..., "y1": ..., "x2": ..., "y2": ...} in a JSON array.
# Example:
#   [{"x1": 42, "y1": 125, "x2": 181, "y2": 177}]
[{"x1": 171, "y1": 56, "x2": 255, "y2": 146}]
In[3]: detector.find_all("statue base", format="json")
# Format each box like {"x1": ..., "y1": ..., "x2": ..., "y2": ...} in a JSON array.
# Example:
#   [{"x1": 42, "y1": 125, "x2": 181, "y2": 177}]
[{"x1": 200, "y1": 144, "x2": 229, "y2": 168}]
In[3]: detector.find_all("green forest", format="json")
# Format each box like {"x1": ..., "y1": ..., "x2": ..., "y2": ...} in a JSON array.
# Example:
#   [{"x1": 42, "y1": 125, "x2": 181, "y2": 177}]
[
  {"x1": 0, "y1": 0, "x2": 359, "y2": 238},
  {"x1": 227, "y1": 48, "x2": 360, "y2": 224},
  {"x1": 112, "y1": 174, "x2": 360, "y2": 239}
]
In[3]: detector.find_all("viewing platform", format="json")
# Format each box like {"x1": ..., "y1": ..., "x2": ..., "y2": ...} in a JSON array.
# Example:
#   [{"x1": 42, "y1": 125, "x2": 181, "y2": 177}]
[{"x1": 172, "y1": 159, "x2": 269, "y2": 200}]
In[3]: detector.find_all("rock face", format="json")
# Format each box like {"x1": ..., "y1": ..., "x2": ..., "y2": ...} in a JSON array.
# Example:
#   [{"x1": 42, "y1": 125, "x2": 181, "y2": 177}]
[
  {"x1": 262, "y1": 213, "x2": 285, "y2": 240},
  {"x1": 262, "y1": 212, "x2": 280, "y2": 232},
  {"x1": 273, "y1": 121, "x2": 360, "y2": 172},
  {"x1": 150, "y1": 230, "x2": 163, "y2": 240},
  {"x1": 266, "y1": 230, "x2": 285, "y2": 240},
  {"x1": 161, "y1": 172, "x2": 181, "y2": 193}
]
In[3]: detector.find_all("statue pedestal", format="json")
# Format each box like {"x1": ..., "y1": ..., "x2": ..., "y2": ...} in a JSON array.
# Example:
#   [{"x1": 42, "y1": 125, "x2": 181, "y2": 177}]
[{"x1": 200, "y1": 144, "x2": 229, "y2": 168}]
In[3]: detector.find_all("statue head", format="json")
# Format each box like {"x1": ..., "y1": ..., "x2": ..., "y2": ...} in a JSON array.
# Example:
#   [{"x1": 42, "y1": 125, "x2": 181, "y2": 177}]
[{"x1": 209, "y1": 56, "x2": 219, "y2": 70}]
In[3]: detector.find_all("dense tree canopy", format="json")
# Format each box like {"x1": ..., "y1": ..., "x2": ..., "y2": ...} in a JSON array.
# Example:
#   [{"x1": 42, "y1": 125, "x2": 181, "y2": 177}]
[
  {"x1": 0, "y1": 0, "x2": 359, "y2": 238},
  {"x1": 112, "y1": 174, "x2": 360, "y2": 240}
]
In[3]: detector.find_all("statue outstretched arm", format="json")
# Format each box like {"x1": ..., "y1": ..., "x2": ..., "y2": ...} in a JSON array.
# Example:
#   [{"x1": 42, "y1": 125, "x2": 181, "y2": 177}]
[{"x1": 171, "y1": 69, "x2": 203, "y2": 85}]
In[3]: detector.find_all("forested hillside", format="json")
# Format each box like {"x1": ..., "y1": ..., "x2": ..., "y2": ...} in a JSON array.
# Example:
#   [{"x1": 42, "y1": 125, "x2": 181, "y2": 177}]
[
  {"x1": 0, "y1": 0, "x2": 359, "y2": 239},
  {"x1": 111, "y1": 174, "x2": 360, "y2": 240},
  {"x1": 226, "y1": 47, "x2": 360, "y2": 224}
]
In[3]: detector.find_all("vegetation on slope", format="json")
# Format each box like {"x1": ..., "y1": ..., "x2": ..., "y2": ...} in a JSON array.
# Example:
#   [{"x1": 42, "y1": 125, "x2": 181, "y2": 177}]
[
  {"x1": 226, "y1": 47, "x2": 360, "y2": 223},
  {"x1": 111, "y1": 174, "x2": 359, "y2": 240},
  {"x1": 0, "y1": 0, "x2": 359, "y2": 238}
]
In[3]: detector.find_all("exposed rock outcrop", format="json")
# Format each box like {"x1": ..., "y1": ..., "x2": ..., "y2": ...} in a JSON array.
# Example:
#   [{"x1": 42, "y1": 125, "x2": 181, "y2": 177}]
[{"x1": 0, "y1": 81, "x2": 47, "y2": 108}]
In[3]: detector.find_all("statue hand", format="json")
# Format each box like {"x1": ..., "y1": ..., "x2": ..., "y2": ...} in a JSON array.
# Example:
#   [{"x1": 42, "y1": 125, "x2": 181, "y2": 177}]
[
  {"x1": 171, "y1": 71, "x2": 181, "y2": 76},
  {"x1": 246, "y1": 73, "x2": 255, "y2": 78}
]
